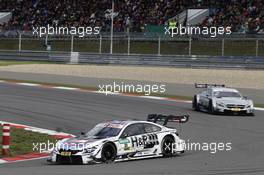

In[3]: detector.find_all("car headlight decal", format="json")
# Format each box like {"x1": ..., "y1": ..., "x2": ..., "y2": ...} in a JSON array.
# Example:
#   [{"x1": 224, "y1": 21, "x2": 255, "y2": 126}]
[
  {"x1": 84, "y1": 146, "x2": 98, "y2": 153},
  {"x1": 216, "y1": 102, "x2": 225, "y2": 107},
  {"x1": 246, "y1": 104, "x2": 252, "y2": 108}
]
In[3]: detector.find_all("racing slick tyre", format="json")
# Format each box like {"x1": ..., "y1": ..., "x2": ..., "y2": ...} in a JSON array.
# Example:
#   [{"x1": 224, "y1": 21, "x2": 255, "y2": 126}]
[
  {"x1": 161, "y1": 136, "x2": 175, "y2": 157},
  {"x1": 192, "y1": 95, "x2": 200, "y2": 111},
  {"x1": 248, "y1": 113, "x2": 255, "y2": 116},
  {"x1": 208, "y1": 99, "x2": 215, "y2": 114},
  {"x1": 101, "y1": 142, "x2": 117, "y2": 163}
]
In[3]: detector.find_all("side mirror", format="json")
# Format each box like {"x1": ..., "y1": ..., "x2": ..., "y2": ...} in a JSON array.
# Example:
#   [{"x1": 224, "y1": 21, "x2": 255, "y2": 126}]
[
  {"x1": 81, "y1": 132, "x2": 85, "y2": 135},
  {"x1": 243, "y1": 96, "x2": 248, "y2": 99}
]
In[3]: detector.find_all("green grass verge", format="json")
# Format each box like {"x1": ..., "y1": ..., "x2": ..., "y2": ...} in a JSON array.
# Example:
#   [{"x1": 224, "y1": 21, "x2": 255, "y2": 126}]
[
  {"x1": 255, "y1": 104, "x2": 264, "y2": 108},
  {"x1": 0, "y1": 60, "x2": 52, "y2": 66},
  {"x1": 0, "y1": 126, "x2": 57, "y2": 158}
]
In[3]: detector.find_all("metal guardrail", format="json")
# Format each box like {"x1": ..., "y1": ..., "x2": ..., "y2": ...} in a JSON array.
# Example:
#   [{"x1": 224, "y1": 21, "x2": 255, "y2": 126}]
[
  {"x1": 1, "y1": 36, "x2": 264, "y2": 57},
  {"x1": 78, "y1": 53, "x2": 264, "y2": 69},
  {"x1": 0, "y1": 50, "x2": 71, "y2": 62},
  {"x1": 0, "y1": 50, "x2": 264, "y2": 69}
]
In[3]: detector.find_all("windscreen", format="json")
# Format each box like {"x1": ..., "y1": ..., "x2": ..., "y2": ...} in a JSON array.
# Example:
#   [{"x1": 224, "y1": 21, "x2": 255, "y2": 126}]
[
  {"x1": 214, "y1": 91, "x2": 241, "y2": 98},
  {"x1": 85, "y1": 123, "x2": 122, "y2": 138}
]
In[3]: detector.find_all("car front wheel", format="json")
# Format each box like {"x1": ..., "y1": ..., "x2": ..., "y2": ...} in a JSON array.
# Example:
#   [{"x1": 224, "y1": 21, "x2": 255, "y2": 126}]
[
  {"x1": 101, "y1": 142, "x2": 117, "y2": 163},
  {"x1": 248, "y1": 112, "x2": 255, "y2": 116},
  {"x1": 192, "y1": 95, "x2": 200, "y2": 111},
  {"x1": 208, "y1": 99, "x2": 215, "y2": 114}
]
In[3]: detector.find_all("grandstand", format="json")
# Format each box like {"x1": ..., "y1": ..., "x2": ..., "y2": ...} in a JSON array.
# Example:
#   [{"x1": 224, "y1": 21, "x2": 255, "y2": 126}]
[
  {"x1": 0, "y1": 0, "x2": 263, "y2": 34},
  {"x1": 0, "y1": 0, "x2": 264, "y2": 61}
]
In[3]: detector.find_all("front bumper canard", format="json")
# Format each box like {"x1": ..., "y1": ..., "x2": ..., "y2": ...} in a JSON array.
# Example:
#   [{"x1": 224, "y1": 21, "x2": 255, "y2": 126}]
[
  {"x1": 48, "y1": 151, "x2": 97, "y2": 164},
  {"x1": 215, "y1": 105, "x2": 254, "y2": 114}
]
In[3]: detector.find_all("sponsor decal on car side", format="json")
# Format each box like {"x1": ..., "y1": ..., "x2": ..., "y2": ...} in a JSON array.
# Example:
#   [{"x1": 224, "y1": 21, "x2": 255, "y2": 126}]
[{"x1": 131, "y1": 134, "x2": 159, "y2": 147}]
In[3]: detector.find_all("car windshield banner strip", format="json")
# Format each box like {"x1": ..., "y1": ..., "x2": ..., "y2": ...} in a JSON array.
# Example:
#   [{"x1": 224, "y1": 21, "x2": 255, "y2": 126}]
[{"x1": 195, "y1": 83, "x2": 225, "y2": 88}]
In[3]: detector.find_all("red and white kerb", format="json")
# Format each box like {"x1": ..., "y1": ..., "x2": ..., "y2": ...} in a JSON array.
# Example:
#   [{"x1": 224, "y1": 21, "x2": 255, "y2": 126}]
[{"x1": 2, "y1": 123, "x2": 10, "y2": 156}]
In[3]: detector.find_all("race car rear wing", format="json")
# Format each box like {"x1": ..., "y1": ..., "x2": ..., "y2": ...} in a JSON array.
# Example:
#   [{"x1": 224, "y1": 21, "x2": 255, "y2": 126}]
[
  {"x1": 195, "y1": 83, "x2": 225, "y2": 88},
  {"x1": 147, "y1": 114, "x2": 189, "y2": 126}
]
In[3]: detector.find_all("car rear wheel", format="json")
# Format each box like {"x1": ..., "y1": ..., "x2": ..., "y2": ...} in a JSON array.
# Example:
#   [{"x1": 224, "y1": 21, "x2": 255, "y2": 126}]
[
  {"x1": 101, "y1": 142, "x2": 117, "y2": 163},
  {"x1": 161, "y1": 136, "x2": 175, "y2": 157}
]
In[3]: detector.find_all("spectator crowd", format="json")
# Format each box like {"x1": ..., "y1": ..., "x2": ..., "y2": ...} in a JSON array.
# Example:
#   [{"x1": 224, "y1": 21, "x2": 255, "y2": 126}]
[
  {"x1": 0, "y1": 0, "x2": 263, "y2": 34},
  {"x1": 0, "y1": 0, "x2": 190, "y2": 32},
  {"x1": 200, "y1": 0, "x2": 264, "y2": 34}
]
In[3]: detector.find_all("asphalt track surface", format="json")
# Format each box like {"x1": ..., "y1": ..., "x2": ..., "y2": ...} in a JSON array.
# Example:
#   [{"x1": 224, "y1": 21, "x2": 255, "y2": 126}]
[
  {"x1": 1, "y1": 70, "x2": 264, "y2": 104},
  {"x1": 0, "y1": 83, "x2": 264, "y2": 175}
]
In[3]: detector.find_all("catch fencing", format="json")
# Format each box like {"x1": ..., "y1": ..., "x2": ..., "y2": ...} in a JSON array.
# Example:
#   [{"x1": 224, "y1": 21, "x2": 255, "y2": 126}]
[{"x1": 0, "y1": 32, "x2": 264, "y2": 69}]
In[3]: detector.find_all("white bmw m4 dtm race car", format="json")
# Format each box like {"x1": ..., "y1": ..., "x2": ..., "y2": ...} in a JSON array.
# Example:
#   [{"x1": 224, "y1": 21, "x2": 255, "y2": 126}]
[
  {"x1": 192, "y1": 83, "x2": 254, "y2": 115},
  {"x1": 47, "y1": 114, "x2": 189, "y2": 164}
]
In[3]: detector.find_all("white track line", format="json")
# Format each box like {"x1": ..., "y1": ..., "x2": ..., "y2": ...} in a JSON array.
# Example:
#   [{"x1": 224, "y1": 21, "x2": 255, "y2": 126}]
[
  {"x1": 0, "y1": 121, "x2": 74, "y2": 137},
  {"x1": 16, "y1": 83, "x2": 41, "y2": 87},
  {"x1": 0, "y1": 156, "x2": 49, "y2": 164},
  {"x1": 0, "y1": 160, "x2": 7, "y2": 164},
  {"x1": 1, "y1": 80, "x2": 264, "y2": 111},
  {"x1": 138, "y1": 96, "x2": 167, "y2": 100},
  {"x1": 52, "y1": 86, "x2": 80, "y2": 91},
  {"x1": 92, "y1": 91, "x2": 121, "y2": 95},
  {"x1": 254, "y1": 107, "x2": 264, "y2": 111}
]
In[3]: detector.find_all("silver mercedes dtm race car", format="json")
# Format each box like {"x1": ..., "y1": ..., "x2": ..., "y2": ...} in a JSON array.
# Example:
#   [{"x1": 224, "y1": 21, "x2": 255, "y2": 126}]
[
  {"x1": 192, "y1": 84, "x2": 254, "y2": 115},
  {"x1": 47, "y1": 114, "x2": 189, "y2": 164}
]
